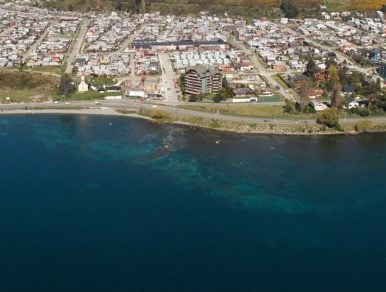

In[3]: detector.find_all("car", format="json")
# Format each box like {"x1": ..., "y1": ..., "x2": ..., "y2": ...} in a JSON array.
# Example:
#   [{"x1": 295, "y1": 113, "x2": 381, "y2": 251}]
[{"x1": 54, "y1": 101, "x2": 59, "y2": 104}]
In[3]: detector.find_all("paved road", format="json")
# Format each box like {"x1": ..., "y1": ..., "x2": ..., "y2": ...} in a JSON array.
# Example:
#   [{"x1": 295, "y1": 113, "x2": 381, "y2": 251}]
[
  {"x1": 26, "y1": 21, "x2": 53, "y2": 55},
  {"x1": 2, "y1": 100, "x2": 386, "y2": 126},
  {"x1": 117, "y1": 24, "x2": 146, "y2": 53},
  {"x1": 158, "y1": 52, "x2": 181, "y2": 103},
  {"x1": 65, "y1": 18, "x2": 90, "y2": 74}
]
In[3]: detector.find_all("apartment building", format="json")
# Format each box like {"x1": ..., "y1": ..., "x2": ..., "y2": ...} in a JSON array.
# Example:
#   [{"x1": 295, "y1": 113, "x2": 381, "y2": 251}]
[{"x1": 184, "y1": 64, "x2": 222, "y2": 95}]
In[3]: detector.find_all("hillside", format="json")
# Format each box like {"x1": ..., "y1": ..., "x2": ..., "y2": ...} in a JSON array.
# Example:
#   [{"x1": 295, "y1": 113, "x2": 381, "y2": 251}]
[{"x1": 43, "y1": 0, "x2": 386, "y2": 14}]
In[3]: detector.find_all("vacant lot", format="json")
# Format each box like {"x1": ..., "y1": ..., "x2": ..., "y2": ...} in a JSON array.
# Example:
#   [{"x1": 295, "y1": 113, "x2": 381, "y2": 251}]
[{"x1": 0, "y1": 70, "x2": 58, "y2": 103}]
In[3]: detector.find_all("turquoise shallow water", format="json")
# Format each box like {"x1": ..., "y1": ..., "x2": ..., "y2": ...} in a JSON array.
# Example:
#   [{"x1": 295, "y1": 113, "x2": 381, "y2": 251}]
[{"x1": 0, "y1": 114, "x2": 386, "y2": 291}]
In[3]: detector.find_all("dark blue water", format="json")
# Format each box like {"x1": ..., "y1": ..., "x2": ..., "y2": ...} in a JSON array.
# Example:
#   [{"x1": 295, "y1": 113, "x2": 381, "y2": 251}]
[{"x1": 0, "y1": 115, "x2": 385, "y2": 291}]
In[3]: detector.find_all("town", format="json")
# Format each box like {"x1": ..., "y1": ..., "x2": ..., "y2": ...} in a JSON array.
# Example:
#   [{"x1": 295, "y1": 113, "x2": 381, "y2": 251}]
[{"x1": 0, "y1": 0, "x2": 385, "y2": 130}]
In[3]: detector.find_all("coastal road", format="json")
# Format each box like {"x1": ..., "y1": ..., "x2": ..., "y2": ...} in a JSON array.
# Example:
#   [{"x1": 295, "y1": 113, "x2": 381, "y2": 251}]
[
  {"x1": 158, "y1": 52, "x2": 181, "y2": 103},
  {"x1": 65, "y1": 18, "x2": 90, "y2": 75},
  {"x1": 2, "y1": 100, "x2": 386, "y2": 126}
]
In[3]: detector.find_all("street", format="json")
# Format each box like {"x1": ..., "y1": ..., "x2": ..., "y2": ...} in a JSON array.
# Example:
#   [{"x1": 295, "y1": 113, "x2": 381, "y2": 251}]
[
  {"x1": 65, "y1": 18, "x2": 90, "y2": 74},
  {"x1": 158, "y1": 52, "x2": 181, "y2": 103},
  {"x1": 1, "y1": 100, "x2": 386, "y2": 126}
]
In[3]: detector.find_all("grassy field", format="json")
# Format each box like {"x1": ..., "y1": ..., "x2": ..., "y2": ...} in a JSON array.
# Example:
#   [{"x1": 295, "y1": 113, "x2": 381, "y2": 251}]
[
  {"x1": 30, "y1": 66, "x2": 64, "y2": 76},
  {"x1": 0, "y1": 70, "x2": 58, "y2": 103},
  {"x1": 90, "y1": 76, "x2": 117, "y2": 86},
  {"x1": 0, "y1": 88, "x2": 54, "y2": 103},
  {"x1": 178, "y1": 103, "x2": 320, "y2": 120}
]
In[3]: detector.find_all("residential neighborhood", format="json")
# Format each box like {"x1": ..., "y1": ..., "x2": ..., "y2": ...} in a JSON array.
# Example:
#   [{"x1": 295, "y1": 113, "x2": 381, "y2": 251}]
[{"x1": 0, "y1": 0, "x2": 385, "y2": 113}]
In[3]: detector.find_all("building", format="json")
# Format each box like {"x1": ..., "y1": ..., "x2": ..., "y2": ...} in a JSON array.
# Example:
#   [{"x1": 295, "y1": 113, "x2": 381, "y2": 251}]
[
  {"x1": 184, "y1": 65, "x2": 222, "y2": 95},
  {"x1": 132, "y1": 39, "x2": 227, "y2": 51},
  {"x1": 78, "y1": 75, "x2": 89, "y2": 92},
  {"x1": 369, "y1": 49, "x2": 381, "y2": 62},
  {"x1": 379, "y1": 62, "x2": 386, "y2": 81}
]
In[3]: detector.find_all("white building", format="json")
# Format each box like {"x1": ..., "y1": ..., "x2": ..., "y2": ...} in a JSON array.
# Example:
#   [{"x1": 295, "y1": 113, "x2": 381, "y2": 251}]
[{"x1": 78, "y1": 76, "x2": 89, "y2": 92}]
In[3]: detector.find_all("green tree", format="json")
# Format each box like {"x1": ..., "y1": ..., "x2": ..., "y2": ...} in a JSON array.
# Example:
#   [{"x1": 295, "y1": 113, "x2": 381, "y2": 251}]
[
  {"x1": 280, "y1": 0, "x2": 299, "y2": 18},
  {"x1": 338, "y1": 67, "x2": 349, "y2": 87},
  {"x1": 299, "y1": 80, "x2": 312, "y2": 112},
  {"x1": 325, "y1": 57, "x2": 337, "y2": 70},
  {"x1": 370, "y1": 88, "x2": 386, "y2": 112},
  {"x1": 283, "y1": 99, "x2": 297, "y2": 114},
  {"x1": 114, "y1": 0, "x2": 122, "y2": 10},
  {"x1": 222, "y1": 76, "x2": 234, "y2": 99},
  {"x1": 305, "y1": 59, "x2": 318, "y2": 78},
  {"x1": 213, "y1": 92, "x2": 223, "y2": 103},
  {"x1": 327, "y1": 65, "x2": 343, "y2": 108},
  {"x1": 351, "y1": 71, "x2": 363, "y2": 91},
  {"x1": 59, "y1": 73, "x2": 75, "y2": 97},
  {"x1": 317, "y1": 108, "x2": 340, "y2": 129}
]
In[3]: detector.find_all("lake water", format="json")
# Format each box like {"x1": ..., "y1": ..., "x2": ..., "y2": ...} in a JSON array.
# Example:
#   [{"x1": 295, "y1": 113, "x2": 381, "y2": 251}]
[{"x1": 0, "y1": 115, "x2": 385, "y2": 291}]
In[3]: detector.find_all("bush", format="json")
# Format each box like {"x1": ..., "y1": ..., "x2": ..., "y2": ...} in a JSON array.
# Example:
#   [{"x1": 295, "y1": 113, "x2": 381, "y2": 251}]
[
  {"x1": 213, "y1": 93, "x2": 223, "y2": 103},
  {"x1": 283, "y1": 99, "x2": 297, "y2": 114},
  {"x1": 188, "y1": 95, "x2": 197, "y2": 102},
  {"x1": 351, "y1": 107, "x2": 370, "y2": 117},
  {"x1": 355, "y1": 120, "x2": 373, "y2": 133},
  {"x1": 209, "y1": 119, "x2": 221, "y2": 129},
  {"x1": 317, "y1": 108, "x2": 340, "y2": 129},
  {"x1": 148, "y1": 109, "x2": 168, "y2": 120}
]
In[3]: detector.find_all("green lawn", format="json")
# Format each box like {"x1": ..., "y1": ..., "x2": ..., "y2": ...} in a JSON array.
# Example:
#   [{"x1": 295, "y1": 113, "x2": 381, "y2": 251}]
[
  {"x1": 178, "y1": 104, "x2": 317, "y2": 119},
  {"x1": 90, "y1": 76, "x2": 116, "y2": 86}
]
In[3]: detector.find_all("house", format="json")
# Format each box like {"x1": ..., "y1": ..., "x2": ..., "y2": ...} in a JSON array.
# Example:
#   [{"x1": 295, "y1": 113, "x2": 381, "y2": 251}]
[
  {"x1": 105, "y1": 85, "x2": 121, "y2": 92},
  {"x1": 311, "y1": 101, "x2": 328, "y2": 111},
  {"x1": 78, "y1": 76, "x2": 89, "y2": 92},
  {"x1": 379, "y1": 62, "x2": 386, "y2": 81},
  {"x1": 306, "y1": 88, "x2": 324, "y2": 99},
  {"x1": 293, "y1": 74, "x2": 311, "y2": 91},
  {"x1": 348, "y1": 101, "x2": 359, "y2": 109},
  {"x1": 342, "y1": 85, "x2": 355, "y2": 95},
  {"x1": 232, "y1": 87, "x2": 255, "y2": 98},
  {"x1": 358, "y1": 100, "x2": 369, "y2": 107},
  {"x1": 184, "y1": 64, "x2": 222, "y2": 95}
]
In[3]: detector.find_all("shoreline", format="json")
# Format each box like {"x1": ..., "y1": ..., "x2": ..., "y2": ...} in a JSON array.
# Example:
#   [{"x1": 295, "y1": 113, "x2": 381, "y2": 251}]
[{"x1": 1, "y1": 108, "x2": 385, "y2": 136}]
